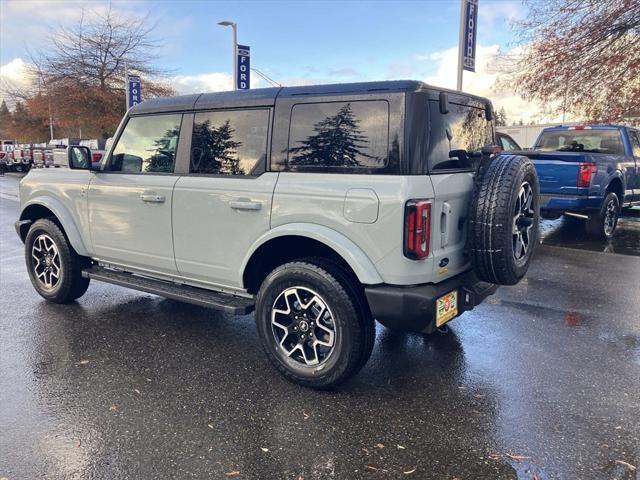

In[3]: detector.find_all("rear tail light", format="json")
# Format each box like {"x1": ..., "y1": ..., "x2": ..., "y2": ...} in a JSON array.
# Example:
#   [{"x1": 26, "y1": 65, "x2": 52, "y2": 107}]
[
  {"x1": 92, "y1": 153, "x2": 103, "y2": 162},
  {"x1": 404, "y1": 200, "x2": 431, "y2": 260},
  {"x1": 577, "y1": 162, "x2": 596, "y2": 187}
]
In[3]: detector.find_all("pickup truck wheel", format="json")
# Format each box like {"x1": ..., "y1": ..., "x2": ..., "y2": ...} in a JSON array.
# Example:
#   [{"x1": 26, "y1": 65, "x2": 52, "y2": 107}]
[
  {"x1": 468, "y1": 154, "x2": 540, "y2": 285},
  {"x1": 586, "y1": 192, "x2": 619, "y2": 240},
  {"x1": 25, "y1": 219, "x2": 90, "y2": 303},
  {"x1": 255, "y1": 261, "x2": 374, "y2": 389}
]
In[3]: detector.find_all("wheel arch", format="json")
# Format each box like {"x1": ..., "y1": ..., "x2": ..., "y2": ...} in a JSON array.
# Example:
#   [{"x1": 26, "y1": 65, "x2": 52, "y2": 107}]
[
  {"x1": 241, "y1": 224, "x2": 383, "y2": 294},
  {"x1": 606, "y1": 176, "x2": 624, "y2": 204},
  {"x1": 19, "y1": 198, "x2": 89, "y2": 256}
]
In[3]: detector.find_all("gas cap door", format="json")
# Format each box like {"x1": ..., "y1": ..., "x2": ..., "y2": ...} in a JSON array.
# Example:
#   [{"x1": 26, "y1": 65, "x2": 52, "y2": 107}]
[{"x1": 343, "y1": 188, "x2": 379, "y2": 224}]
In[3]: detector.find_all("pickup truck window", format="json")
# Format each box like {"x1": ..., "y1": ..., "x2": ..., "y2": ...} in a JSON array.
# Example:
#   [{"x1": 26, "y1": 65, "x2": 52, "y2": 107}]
[
  {"x1": 534, "y1": 129, "x2": 624, "y2": 155},
  {"x1": 190, "y1": 109, "x2": 269, "y2": 175},
  {"x1": 428, "y1": 100, "x2": 493, "y2": 171},
  {"x1": 629, "y1": 130, "x2": 640, "y2": 157},
  {"x1": 286, "y1": 101, "x2": 389, "y2": 171},
  {"x1": 109, "y1": 114, "x2": 182, "y2": 173}
]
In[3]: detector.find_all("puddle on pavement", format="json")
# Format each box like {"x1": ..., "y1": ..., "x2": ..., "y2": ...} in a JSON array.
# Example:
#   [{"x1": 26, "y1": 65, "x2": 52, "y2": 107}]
[{"x1": 539, "y1": 209, "x2": 640, "y2": 256}]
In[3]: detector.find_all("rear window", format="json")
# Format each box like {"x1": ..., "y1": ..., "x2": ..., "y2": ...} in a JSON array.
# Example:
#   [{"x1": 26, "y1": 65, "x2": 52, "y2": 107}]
[
  {"x1": 285, "y1": 100, "x2": 389, "y2": 172},
  {"x1": 427, "y1": 100, "x2": 493, "y2": 171},
  {"x1": 534, "y1": 129, "x2": 624, "y2": 155}
]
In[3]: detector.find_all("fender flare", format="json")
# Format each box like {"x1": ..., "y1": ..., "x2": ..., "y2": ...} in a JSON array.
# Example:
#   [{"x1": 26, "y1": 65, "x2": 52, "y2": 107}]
[
  {"x1": 20, "y1": 196, "x2": 90, "y2": 256},
  {"x1": 240, "y1": 223, "x2": 384, "y2": 285}
]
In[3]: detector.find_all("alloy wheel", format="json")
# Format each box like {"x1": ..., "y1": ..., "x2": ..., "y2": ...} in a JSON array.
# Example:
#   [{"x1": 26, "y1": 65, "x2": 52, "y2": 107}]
[
  {"x1": 31, "y1": 234, "x2": 61, "y2": 290},
  {"x1": 603, "y1": 198, "x2": 618, "y2": 237},
  {"x1": 512, "y1": 181, "x2": 535, "y2": 261},
  {"x1": 271, "y1": 286, "x2": 336, "y2": 366}
]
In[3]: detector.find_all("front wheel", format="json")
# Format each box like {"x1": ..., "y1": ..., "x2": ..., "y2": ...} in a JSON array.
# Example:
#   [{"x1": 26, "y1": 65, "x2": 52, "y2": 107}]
[
  {"x1": 586, "y1": 192, "x2": 619, "y2": 240},
  {"x1": 255, "y1": 261, "x2": 375, "y2": 389},
  {"x1": 25, "y1": 219, "x2": 91, "y2": 303}
]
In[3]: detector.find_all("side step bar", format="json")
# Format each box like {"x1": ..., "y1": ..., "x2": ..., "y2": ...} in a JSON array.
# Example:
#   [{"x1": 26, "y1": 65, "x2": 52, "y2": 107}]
[{"x1": 82, "y1": 266, "x2": 255, "y2": 315}]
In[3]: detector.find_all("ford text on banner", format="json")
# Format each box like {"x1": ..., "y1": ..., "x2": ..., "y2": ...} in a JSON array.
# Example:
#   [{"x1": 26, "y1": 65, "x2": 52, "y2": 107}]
[
  {"x1": 127, "y1": 75, "x2": 142, "y2": 109},
  {"x1": 237, "y1": 45, "x2": 250, "y2": 90},
  {"x1": 463, "y1": 0, "x2": 478, "y2": 72}
]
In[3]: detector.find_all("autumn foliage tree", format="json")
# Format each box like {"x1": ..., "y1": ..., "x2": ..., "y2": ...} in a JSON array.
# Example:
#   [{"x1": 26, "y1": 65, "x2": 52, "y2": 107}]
[
  {"x1": 508, "y1": 0, "x2": 640, "y2": 123},
  {"x1": 3, "y1": 6, "x2": 174, "y2": 141}
]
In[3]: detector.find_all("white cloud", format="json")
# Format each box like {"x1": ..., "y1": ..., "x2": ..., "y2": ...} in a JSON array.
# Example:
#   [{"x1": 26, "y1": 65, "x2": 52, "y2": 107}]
[
  {"x1": 0, "y1": 58, "x2": 33, "y2": 104},
  {"x1": 420, "y1": 44, "x2": 562, "y2": 124},
  {"x1": 171, "y1": 72, "x2": 233, "y2": 94}
]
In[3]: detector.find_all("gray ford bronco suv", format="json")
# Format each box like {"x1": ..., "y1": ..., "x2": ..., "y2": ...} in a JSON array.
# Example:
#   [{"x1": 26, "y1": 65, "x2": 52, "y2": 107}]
[{"x1": 16, "y1": 81, "x2": 539, "y2": 388}]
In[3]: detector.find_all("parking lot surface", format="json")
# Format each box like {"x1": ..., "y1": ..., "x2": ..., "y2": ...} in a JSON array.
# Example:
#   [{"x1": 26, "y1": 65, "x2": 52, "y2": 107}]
[{"x1": 1, "y1": 174, "x2": 638, "y2": 479}]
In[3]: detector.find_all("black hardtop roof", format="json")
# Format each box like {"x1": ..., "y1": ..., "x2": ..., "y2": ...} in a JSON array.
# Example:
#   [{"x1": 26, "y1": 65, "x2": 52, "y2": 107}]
[{"x1": 129, "y1": 80, "x2": 490, "y2": 115}]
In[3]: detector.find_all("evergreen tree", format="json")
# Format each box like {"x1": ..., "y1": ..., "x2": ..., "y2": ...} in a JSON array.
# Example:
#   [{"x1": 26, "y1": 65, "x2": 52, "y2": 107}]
[
  {"x1": 147, "y1": 126, "x2": 181, "y2": 173},
  {"x1": 0, "y1": 100, "x2": 11, "y2": 138},
  {"x1": 191, "y1": 119, "x2": 244, "y2": 175},
  {"x1": 289, "y1": 103, "x2": 375, "y2": 168}
]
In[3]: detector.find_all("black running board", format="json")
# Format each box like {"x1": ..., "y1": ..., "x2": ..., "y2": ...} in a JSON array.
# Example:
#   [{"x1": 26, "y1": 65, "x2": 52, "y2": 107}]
[{"x1": 82, "y1": 266, "x2": 254, "y2": 315}]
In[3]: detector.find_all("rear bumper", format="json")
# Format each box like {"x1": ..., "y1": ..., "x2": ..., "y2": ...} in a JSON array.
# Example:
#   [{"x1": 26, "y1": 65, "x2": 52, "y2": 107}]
[
  {"x1": 540, "y1": 193, "x2": 602, "y2": 211},
  {"x1": 364, "y1": 270, "x2": 498, "y2": 333}
]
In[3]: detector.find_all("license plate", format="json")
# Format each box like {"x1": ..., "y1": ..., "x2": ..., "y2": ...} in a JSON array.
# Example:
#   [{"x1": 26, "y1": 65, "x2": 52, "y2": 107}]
[{"x1": 436, "y1": 290, "x2": 458, "y2": 327}]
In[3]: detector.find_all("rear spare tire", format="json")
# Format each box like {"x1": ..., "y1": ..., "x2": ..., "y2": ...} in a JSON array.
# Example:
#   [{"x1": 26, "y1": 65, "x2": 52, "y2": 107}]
[{"x1": 468, "y1": 154, "x2": 539, "y2": 285}]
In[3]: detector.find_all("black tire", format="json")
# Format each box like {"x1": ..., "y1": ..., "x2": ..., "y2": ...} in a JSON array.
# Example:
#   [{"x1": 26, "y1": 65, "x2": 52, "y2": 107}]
[
  {"x1": 468, "y1": 154, "x2": 540, "y2": 285},
  {"x1": 255, "y1": 260, "x2": 375, "y2": 389},
  {"x1": 586, "y1": 192, "x2": 619, "y2": 240},
  {"x1": 25, "y1": 218, "x2": 91, "y2": 303}
]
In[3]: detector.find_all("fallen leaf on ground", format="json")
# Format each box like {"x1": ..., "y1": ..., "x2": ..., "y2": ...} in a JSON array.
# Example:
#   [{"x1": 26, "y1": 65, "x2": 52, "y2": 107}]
[
  {"x1": 261, "y1": 447, "x2": 269, "y2": 452},
  {"x1": 76, "y1": 439, "x2": 81, "y2": 447},
  {"x1": 302, "y1": 411, "x2": 310, "y2": 420},
  {"x1": 505, "y1": 453, "x2": 531, "y2": 461},
  {"x1": 365, "y1": 465, "x2": 379, "y2": 471},
  {"x1": 375, "y1": 443, "x2": 384, "y2": 449},
  {"x1": 133, "y1": 389, "x2": 141, "y2": 395},
  {"x1": 207, "y1": 424, "x2": 214, "y2": 429},
  {"x1": 225, "y1": 471, "x2": 240, "y2": 477},
  {"x1": 403, "y1": 467, "x2": 416, "y2": 474},
  {"x1": 109, "y1": 405, "x2": 118, "y2": 412},
  {"x1": 397, "y1": 444, "x2": 406, "y2": 449},
  {"x1": 78, "y1": 360, "x2": 90, "y2": 365},
  {"x1": 362, "y1": 447, "x2": 370, "y2": 454},
  {"x1": 615, "y1": 460, "x2": 636, "y2": 471}
]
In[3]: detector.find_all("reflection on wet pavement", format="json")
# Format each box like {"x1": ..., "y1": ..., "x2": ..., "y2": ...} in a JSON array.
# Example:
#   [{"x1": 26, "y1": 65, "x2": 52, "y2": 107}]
[{"x1": 539, "y1": 208, "x2": 640, "y2": 256}]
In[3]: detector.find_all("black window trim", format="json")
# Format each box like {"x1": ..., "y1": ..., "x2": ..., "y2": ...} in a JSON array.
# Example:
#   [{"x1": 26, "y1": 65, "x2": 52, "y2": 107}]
[
  {"x1": 186, "y1": 106, "x2": 273, "y2": 179},
  {"x1": 101, "y1": 112, "x2": 185, "y2": 176},
  {"x1": 283, "y1": 98, "x2": 391, "y2": 174}
]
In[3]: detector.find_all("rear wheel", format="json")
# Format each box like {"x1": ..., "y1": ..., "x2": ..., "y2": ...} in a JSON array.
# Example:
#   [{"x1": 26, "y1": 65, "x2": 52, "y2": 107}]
[
  {"x1": 255, "y1": 260, "x2": 374, "y2": 389},
  {"x1": 586, "y1": 192, "x2": 619, "y2": 240},
  {"x1": 25, "y1": 219, "x2": 90, "y2": 303}
]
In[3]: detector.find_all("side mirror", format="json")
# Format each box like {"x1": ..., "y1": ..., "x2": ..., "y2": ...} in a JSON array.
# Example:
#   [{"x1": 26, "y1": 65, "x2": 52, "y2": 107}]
[
  {"x1": 68, "y1": 145, "x2": 92, "y2": 170},
  {"x1": 449, "y1": 149, "x2": 469, "y2": 163}
]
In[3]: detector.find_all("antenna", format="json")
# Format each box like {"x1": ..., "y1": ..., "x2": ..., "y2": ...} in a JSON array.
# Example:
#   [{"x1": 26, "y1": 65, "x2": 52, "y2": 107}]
[{"x1": 251, "y1": 68, "x2": 281, "y2": 87}]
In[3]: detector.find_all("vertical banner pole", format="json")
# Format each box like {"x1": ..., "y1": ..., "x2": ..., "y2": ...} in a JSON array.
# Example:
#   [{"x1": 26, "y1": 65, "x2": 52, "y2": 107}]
[
  {"x1": 457, "y1": 0, "x2": 465, "y2": 91},
  {"x1": 232, "y1": 24, "x2": 238, "y2": 90},
  {"x1": 124, "y1": 59, "x2": 129, "y2": 110}
]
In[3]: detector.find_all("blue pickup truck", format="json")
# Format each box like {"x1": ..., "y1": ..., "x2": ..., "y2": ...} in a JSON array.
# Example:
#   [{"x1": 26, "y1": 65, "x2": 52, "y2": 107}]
[{"x1": 520, "y1": 125, "x2": 640, "y2": 239}]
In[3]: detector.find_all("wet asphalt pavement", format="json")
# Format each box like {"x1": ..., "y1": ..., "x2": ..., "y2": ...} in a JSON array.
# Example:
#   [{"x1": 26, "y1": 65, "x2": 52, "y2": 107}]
[{"x1": 0, "y1": 174, "x2": 638, "y2": 480}]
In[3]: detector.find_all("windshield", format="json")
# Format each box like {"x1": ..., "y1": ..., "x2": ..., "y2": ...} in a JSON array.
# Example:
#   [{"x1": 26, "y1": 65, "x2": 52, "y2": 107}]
[{"x1": 534, "y1": 129, "x2": 624, "y2": 155}]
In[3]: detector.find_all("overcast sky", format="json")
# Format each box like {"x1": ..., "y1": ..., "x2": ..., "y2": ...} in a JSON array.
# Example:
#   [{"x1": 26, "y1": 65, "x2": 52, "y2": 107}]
[{"x1": 0, "y1": 0, "x2": 561, "y2": 123}]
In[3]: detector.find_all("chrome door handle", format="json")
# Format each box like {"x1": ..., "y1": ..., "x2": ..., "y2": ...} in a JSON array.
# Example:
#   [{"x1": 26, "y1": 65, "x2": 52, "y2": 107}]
[
  {"x1": 140, "y1": 193, "x2": 165, "y2": 203},
  {"x1": 229, "y1": 199, "x2": 262, "y2": 211}
]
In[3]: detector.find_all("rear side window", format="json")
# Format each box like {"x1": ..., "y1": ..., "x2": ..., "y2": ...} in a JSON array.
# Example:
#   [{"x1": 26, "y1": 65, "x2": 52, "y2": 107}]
[
  {"x1": 534, "y1": 129, "x2": 624, "y2": 155},
  {"x1": 629, "y1": 130, "x2": 640, "y2": 157},
  {"x1": 190, "y1": 109, "x2": 269, "y2": 176},
  {"x1": 109, "y1": 114, "x2": 182, "y2": 173},
  {"x1": 428, "y1": 100, "x2": 493, "y2": 171},
  {"x1": 286, "y1": 100, "x2": 389, "y2": 172}
]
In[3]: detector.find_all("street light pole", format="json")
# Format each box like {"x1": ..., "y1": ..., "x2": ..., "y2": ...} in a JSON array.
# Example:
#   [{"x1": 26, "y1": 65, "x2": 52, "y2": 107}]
[{"x1": 218, "y1": 20, "x2": 238, "y2": 90}]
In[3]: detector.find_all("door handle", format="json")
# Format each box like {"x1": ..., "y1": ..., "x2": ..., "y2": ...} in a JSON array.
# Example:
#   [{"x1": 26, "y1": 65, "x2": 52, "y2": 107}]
[
  {"x1": 229, "y1": 199, "x2": 262, "y2": 211},
  {"x1": 140, "y1": 193, "x2": 166, "y2": 203}
]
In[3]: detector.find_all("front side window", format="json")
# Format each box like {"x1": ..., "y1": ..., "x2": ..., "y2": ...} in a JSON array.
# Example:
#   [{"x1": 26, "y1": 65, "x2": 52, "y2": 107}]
[
  {"x1": 534, "y1": 129, "x2": 624, "y2": 155},
  {"x1": 109, "y1": 114, "x2": 182, "y2": 173},
  {"x1": 286, "y1": 101, "x2": 389, "y2": 171},
  {"x1": 190, "y1": 109, "x2": 269, "y2": 175},
  {"x1": 428, "y1": 100, "x2": 493, "y2": 171}
]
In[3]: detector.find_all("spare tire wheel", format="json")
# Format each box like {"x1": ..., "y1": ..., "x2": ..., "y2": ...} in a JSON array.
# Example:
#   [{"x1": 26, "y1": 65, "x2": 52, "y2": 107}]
[{"x1": 468, "y1": 154, "x2": 540, "y2": 285}]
